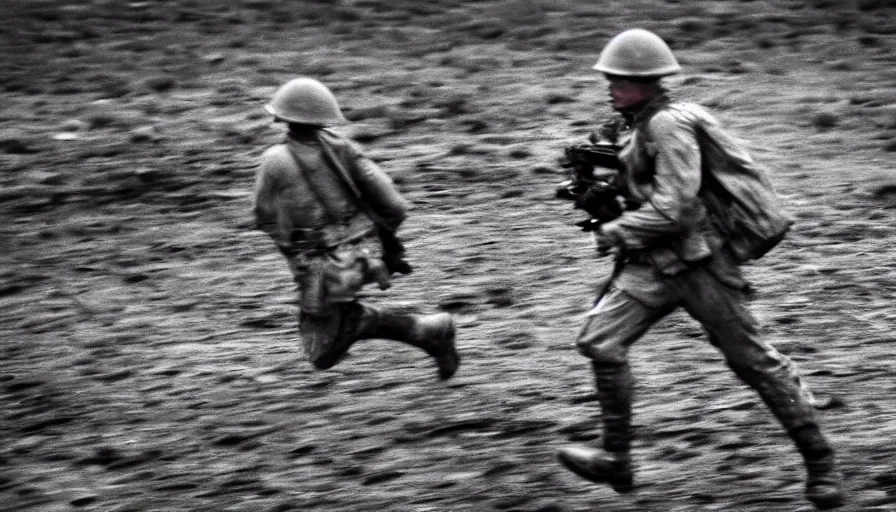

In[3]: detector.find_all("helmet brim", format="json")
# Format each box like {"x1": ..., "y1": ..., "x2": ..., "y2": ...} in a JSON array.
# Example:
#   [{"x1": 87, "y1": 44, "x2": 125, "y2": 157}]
[
  {"x1": 264, "y1": 104, "x2": 348, "y2": 126},
  {"x1": 593, "y1": 63, "x2": 681, "y2": 77}
]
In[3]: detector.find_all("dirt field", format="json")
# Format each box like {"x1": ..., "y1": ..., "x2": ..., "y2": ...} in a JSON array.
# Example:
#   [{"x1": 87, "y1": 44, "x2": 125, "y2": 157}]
[{"x1": 2, "y1": 1, "x2": 895, "y2": 511}]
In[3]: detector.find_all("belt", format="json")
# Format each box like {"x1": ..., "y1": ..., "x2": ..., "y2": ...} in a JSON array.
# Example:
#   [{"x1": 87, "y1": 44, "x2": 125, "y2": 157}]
[{"x1": 289, "y1": 224, "x2": 376, "y2": 255}]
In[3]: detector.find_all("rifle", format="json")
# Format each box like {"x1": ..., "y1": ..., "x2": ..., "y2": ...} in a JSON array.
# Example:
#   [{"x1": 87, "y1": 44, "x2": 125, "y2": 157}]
[
  {"x1": 554, "y1": 131, "x2": 634, "y2": 307},
  {"x1": 554, "y1": 140, "x2": 627, "y2": 231}
]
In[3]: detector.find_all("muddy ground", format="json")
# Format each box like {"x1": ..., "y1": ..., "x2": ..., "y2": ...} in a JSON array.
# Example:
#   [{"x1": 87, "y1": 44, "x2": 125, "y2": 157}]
[{"x1": 1, "y1": 1, "x2": 895, "y2": 511}]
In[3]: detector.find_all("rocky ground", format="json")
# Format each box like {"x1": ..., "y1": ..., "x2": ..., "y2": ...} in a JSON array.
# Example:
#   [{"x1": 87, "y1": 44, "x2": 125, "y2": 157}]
[{"x1": 1, "y1": 1, "x2": 895, "y2": 511}]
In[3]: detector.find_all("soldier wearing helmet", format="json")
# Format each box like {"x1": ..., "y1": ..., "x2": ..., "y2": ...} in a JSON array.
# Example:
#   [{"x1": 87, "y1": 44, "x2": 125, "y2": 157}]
[
  {"x1": 555, "y1": 29, "x2": 843, "y2": 509},
  {"x1": 252, "y1": 77, "x2": 460, "y2": 379}
]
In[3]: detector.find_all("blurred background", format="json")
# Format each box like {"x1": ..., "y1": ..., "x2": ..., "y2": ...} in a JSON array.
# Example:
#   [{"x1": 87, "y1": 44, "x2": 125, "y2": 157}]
[{"x1": 1, "y1": 1, "x2": 894, "y2": 511}]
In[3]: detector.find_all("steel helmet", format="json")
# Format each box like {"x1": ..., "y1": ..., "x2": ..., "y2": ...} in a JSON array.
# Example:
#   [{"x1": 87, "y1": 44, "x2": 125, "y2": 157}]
[
  {"x1": 593, "y1": 29, "x2": 680, "y2": 77},
  {"x1": 265, "y1": 77, "x2": 347, "y2": 126}
]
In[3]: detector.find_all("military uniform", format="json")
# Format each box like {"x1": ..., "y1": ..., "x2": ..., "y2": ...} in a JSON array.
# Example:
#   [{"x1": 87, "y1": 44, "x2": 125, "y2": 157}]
[
  {"x1": 578, "y1": 94, "x2": 818, "y2": 441},
  {"x1": 253, "y1": 78, "x2": 459, "y2": 379},
  {"x1": 557, "y1": 30, "x2": 842, "y2": 510}
]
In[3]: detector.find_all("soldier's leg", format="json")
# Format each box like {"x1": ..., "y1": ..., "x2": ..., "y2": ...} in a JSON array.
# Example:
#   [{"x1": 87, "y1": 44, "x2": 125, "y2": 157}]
[
  {"x1": 300, "y1": 301, "x2": 370, "y2": 371},
  {"x1": 671, "y1": 268, "x2": 843, "y2": 509},
  {"x1": 578, "y1": 288, "x2": 674, "y2": 454},
  {"x1": 790, "y1": 360, "x2": 834, "y2": 410},
  {"x1": 358, "y1": 307, "x2": 459, "y2": 380},
  {"x1": 300, "y1": 302, "x2": 459, "y2": 379},
  {"x1": 559, "y1": 287, "x2": 674, "y2": 492}
]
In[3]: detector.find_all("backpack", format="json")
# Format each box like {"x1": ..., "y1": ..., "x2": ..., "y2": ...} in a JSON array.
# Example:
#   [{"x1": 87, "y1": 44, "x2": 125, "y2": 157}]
[{"x1": 665, "y1": 103, "x2": 795, "y2": 262}]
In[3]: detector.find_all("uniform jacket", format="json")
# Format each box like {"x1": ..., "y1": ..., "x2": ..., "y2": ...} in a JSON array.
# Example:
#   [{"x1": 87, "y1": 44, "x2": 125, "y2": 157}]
[
  {"x1": 602, "y1": 96, "x2": 792, "y2": 276},
  {"x1": 253, "y1": 129, "x2": 409, "y2": 253},
  {"x1": 253, "y1": 129, "x2": 410, "y2": 313}
]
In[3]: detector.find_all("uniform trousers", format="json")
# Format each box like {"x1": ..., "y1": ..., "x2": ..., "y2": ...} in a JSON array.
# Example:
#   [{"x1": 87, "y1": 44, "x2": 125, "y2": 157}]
[{"x1": 576, "y1": 252, "x2": 817, "y2": 433}]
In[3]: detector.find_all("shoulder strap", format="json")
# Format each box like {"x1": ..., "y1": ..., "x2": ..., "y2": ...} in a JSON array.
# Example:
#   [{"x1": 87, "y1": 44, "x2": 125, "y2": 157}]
[
  {"x1": 315, "y1": 133, "x2": 411, "y2": 274},
  {"x1": 282, "y1": 140, "x2": 343, "y2": 225},
  {"x1": 314, "y1": 133, "x2": 396, "y2": 235}
]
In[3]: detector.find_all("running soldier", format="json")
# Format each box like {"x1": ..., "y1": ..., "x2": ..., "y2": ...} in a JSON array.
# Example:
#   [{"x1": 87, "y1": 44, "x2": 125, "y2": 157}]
[
  {"x1": 555, "y1": 29, "x2": 844, "y2": 509},
  {"x1": 253, "y1": 78, "x2": 459, "y2": 379}
]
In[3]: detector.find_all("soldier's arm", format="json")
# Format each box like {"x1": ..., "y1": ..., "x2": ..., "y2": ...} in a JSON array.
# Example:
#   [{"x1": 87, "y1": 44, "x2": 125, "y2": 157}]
[
  {"x1": 352, "y1": 152, "x2": 411, "y2": 231},
  {"x1": 252, "y1": 149, "x2": 289, "y2": 252},
  {"x1": 600, "y1": 110, "x2": 702, "y2": 249}
]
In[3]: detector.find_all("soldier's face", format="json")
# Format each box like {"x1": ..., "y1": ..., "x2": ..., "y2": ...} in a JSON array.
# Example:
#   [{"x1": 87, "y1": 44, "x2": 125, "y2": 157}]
[{"x1": 606, "y1": 76, "x2": 658, "y2": 110}]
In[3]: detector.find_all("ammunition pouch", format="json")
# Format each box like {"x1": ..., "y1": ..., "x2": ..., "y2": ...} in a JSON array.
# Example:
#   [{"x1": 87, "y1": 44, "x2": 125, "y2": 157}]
[
  {"x1": 377, "y1": 227, "x2": 412, "y2": 275},
  {"x1": 289, "y1": 216, "x2": 376, "y2": 255}
]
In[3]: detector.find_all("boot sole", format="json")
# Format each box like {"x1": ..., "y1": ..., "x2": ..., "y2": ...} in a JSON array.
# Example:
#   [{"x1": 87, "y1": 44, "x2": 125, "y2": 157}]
[
  {"x1": 557, "y1": 452, "x2": 633, "y2": 493},
  {"x1": 807, "y1": 491, "x2": 844, "y2": 510},
  {"x1": 436, "y1": 317, "x2": 459, "y2": 380}
]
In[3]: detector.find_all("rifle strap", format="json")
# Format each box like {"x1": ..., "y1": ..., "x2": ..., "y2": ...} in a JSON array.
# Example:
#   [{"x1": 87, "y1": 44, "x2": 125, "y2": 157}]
[
  {"x1": 283, "y1": 140, "x2": 341, "y2": 226},
  {"x1": 313, "y1": 133, "x2": 396, "y2": 236},
  {"x1": 593, "y1": 248, "x2": 627, "y2": 307}
]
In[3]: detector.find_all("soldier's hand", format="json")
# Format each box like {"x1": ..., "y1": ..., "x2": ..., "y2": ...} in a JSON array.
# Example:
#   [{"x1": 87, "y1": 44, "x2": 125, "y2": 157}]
[{"x1": 594, "y1": 225, "x2": 623, "y2": 256}]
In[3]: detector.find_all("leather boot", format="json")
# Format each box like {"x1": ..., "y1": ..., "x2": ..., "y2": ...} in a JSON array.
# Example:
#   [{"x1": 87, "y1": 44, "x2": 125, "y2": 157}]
[
  {"x1": 558, "y1": 362, "x2": 635, "y2": 492},
  {"x1": 727, "y1": 361, "x2": 843, "y2": 509},
  {"x1": 557, "y1": 447, "x2": 633, "y2": 492},
  {"x1": 367, "y1": 311, "x2": 459, "y2": 380},
  {"x1": 409, "y1": 313, "x2": 460, "y2": 380},
  {"x1": 792, "y1": 425, "x2": 844, "y2": 509},
  {"x1": 592, "y1": 362, "x2": 634, "y2": 453}
]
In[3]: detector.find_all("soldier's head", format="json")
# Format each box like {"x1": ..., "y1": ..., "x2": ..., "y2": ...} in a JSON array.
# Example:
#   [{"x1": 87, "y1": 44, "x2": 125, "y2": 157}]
[
  {"x1": 265, "y1": 78, "x2": 347, "y2": 130},
  {"x1": 593, "y1": 29, "x2": 679, "y2": 110}
]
